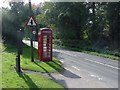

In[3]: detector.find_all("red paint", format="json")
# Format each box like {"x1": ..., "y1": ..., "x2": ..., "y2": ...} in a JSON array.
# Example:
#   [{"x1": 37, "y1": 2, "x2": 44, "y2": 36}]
[{"x1": 38, "y1": 28, "x2": 52, "y2": 61}]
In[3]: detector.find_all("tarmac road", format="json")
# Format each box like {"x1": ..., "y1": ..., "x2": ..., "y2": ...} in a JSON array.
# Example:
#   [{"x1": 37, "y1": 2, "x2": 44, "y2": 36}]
[{"x1": 23, "y1": 40, "x2": 119, "y2": 88}]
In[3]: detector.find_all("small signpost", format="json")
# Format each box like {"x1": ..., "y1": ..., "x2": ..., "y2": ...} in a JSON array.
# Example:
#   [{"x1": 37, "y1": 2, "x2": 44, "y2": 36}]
[
  {"x1": 15, "y1": 0, "x2": 37, "y2": 74},
  {"x1": 26, "y1": 0, "x2": 36, "y2": 62},
  {"x1": 26, "y1": 16, "x2": 37, "y2": 62}
]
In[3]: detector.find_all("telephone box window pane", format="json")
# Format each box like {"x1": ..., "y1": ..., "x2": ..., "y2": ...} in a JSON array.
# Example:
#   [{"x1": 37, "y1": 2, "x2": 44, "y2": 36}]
[
  {"x1": 43, "y1": 44, "x2": 46, "y2": 46},
  {"x1": 44, "y1": 52, "x2": 47, "y2": 57},
  {"x1": 43, "y1": 36, "x2": 47, "y2": 43}
]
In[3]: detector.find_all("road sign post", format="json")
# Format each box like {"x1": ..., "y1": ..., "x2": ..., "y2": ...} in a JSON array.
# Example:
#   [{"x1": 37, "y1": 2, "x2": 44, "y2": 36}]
[
  {"x1": 27, "y1": 0, "x2": 37, "y2": 62},
  {"x1": 26, "y1": 17, "x2": 37, "y2": 62},
  {"x1": 30, "y1": 28, "x2": 34, "y2": 62}
]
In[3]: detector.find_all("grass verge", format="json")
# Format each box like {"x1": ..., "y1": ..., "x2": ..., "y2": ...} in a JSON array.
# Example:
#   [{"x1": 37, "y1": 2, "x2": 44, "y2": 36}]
[
  {"x1": 0, "y1": 43, "x2": 2, "y2": 89},
  {"x1": 21, "y1": 44, "x2": 63, "y2": 73},
  {"x1": 54, "y1": 45, "x2": 119, "y2": 60},
  {"x1": 2, "y1": 42, "x2": 64, "y2": 88}
]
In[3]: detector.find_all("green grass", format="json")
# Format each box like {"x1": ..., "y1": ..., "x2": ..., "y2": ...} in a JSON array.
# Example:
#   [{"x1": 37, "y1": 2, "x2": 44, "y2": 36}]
[
  {"x1": 54, "y1": 44, "x2": 119, "y2": 60},
  {"x1": 2, "y1": 42, "x2": 64, "y2": 89},
  {"x1": 0, "y1": 43, "x2": 2, "y2": 89},
  {"x1": 21, "y1": 44, "x2": 63, "y2": 73},
  {"x1": 82, "y1": 50, "x2": 119, "y2": 60},
  {"x1": 21, "y1": 58, "x2": 63, "y2": 73}
]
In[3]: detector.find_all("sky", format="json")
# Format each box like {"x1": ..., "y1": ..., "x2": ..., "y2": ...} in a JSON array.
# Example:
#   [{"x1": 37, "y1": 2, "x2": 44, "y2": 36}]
[
  {"x1": 0, "y1": 0, "x2": 45, "y2": 8},
  {"x1": 1, "y1": 0, "x2": 119, "y2": 8}
]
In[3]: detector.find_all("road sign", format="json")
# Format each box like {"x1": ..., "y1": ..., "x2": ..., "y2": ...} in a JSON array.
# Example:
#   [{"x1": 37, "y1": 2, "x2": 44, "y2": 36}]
[{"x1": 27, "y1": 16, "x2": 37, "y2": 26}]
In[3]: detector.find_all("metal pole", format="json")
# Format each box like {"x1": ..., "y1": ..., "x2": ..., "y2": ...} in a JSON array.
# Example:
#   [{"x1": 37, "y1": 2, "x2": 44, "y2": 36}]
[
  {"x1": 16, "y1": 30, "x2": 23, "y2": 73},
  {"x1": 31, "y1": 29, "x2": 34, "y2": 62},
  {"x1": 16, "y1": 54, "x2": 21, "y2": 73},
  {"x1": 29, "y1": 0, "x2": 34, "y2": 62},
  {"x1": 29, "y1": 0, "x2": 32, "y2": 16}
]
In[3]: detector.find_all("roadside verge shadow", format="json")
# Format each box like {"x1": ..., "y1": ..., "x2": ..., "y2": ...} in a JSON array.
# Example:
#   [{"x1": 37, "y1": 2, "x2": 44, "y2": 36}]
[
  {"x1": 34, "y1": 62, "x2": 68, "y2": 88},
  {"x1": 59, "y1": 69, "x2": 81, "y2": 78},
  {"x1": 47, "y1": 62, "x2": 81, "y2": 79},
  {"x1": 51, "y1": 51, "x2": 81, "y2": 78},
  {"x1": 18, "y1": 73, "x2": 39, "y2": 89}
]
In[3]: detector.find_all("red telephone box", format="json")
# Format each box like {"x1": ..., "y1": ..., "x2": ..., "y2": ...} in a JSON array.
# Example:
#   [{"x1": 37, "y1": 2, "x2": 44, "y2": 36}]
[{"x1": 38, "y1": 28, "x2": 52, "y2": 61}]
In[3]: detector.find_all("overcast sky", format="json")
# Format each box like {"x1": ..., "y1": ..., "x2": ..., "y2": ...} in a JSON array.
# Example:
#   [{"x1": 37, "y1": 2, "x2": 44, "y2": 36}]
[
  {"x1": 1, "y1": 0, "x2": 119, "y2": 8},
  {"x1": 1, "y1": 0, "x2": 45, "y2": 8}
]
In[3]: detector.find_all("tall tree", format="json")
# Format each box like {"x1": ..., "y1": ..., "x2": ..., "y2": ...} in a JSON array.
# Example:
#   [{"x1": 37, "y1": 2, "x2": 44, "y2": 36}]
[
  {"x1": 107, "y1": 2, "x2": 120, "y2": 50},
  {"x1": 86, "y1": 2, "x2": 109, "y2": 47},
  {"x1": 2, "y1": 1, "x2": 28, "y2": 43},
  {"x1": 37, "y1": 2, "x2": 88, "y2": 40}
]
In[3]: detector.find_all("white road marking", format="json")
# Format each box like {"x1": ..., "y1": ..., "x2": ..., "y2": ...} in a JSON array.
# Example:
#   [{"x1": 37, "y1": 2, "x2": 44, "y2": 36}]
[
  {"x1": 64, "y1": 67, "x2": 81, "y2": 77},
  {"x1": 53, "y1": 49, "x2": 77, "y2": 57},
  {"x1": 60, "y1": 60, "x2": 64, "y2": 63},
  {"x1": 85, "y1": 59, "x2": 119, "y2": 70},
  {"x1": 90, "y1": 74, "x2": 95, "y2": 77},
  {"x1": 23, "y1": 40, "x2": 119, "y2": 70},
  {"x1": 53, "y1": 48, "x2": 119, "y2": 70},
  {"x1": 72, "y1": 66, "x2": 80, "y2": 71},
  {"x1": 90, "y1": 74, "x2": 103, "y2": 80},
  {"x1": 98, "y1": 78, "x2": 102, "y2": 80}
]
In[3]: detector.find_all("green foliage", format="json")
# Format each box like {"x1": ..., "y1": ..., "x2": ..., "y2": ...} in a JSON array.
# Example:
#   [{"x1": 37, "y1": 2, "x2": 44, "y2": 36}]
[
  {"x1": 2, "y1": 8, "x2": 17, "y2": 43},
  {"x1": 53, "y1": 39, "x2": 119, "y2": 60},
  {"x1": 40, "y1": 2, "x2": 119, "y2": 50},
  {"x1": 85, "y1": 3, "x2": 109, "y2": 44},
  {"x1": 2, "y1": 2, "x2": 119, "y2": 58},
  {"x1": 2, "y1": 2, "x2": 29, "y2": 44},
  {"x1": 107, "y1": 2, "x2": 120, "y2": 49},
  {"x1": 37, "y1": 2, "x2": 88, "y2": 40}
]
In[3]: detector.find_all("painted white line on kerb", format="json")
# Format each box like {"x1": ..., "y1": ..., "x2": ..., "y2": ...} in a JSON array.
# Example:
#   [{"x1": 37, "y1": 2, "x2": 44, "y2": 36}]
[
  {"x1": 85, "y1": 59, "x2": 119, "y2": 70},
  {"x1": 72, "y1": 66, "x2": 80, "y2": 71}
]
